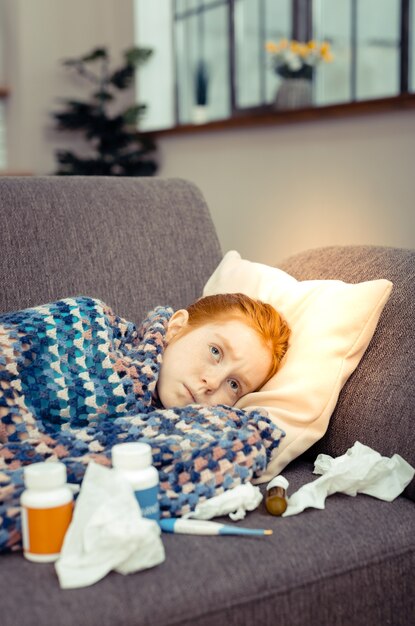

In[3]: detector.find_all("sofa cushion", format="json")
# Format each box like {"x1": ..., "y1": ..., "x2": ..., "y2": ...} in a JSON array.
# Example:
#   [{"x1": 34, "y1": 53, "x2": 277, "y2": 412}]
[
  {"x1": 203, "y1": 250, "x2": 392, "y2": 483},
  {"x1": 1, "y1": 460, "x2": 414, "y2": 626},
  {"x1": 278, "y1": 246, "x2": 415, "y2": 501}
]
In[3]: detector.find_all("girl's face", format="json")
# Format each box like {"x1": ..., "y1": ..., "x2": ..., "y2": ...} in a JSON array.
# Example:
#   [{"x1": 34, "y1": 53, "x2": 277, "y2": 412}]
[{"x1": 157, "y1": 310, "x2": 272, "y2": 409}]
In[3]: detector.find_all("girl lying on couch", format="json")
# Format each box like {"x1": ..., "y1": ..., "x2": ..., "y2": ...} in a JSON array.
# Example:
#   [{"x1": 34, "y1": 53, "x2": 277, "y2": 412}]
[{"x1": 0, "y1": 293, "x2": 290, "y2": 552}]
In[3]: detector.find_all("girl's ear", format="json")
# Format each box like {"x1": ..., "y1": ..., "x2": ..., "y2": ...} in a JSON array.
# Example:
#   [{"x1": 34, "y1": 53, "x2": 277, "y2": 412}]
[{"x1": 166, "y1": 309, "x2": 189, "y2": 342}]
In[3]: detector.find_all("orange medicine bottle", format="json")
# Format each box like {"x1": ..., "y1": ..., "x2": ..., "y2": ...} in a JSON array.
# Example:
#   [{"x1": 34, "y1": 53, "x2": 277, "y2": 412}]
[
  {"x1": 265, "y1": 475, "x2": 289, "y2": 516},
  {"x1": 20, "y1": 462, "x2": 74, "y2": 562}
]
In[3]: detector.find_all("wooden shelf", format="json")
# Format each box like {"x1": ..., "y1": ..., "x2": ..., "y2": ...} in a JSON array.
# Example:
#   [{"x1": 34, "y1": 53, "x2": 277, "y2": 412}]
[
  {"x1": 0, "y1": 171, "x2": 33, "y2": 177},
  {"x1": 143, "y1": 93, "x2": 415, "y2": 138}
]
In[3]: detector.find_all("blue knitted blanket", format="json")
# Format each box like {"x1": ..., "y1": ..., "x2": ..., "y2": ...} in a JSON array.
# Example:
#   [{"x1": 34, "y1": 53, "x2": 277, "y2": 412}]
[{"x1": 0, "y1": 297, "x2": 284, "y2": 553}]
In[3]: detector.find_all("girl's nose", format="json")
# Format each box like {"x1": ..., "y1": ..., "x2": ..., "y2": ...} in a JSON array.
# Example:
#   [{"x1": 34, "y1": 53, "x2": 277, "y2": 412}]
[{"x1": 202, "y1": 371, "x2": 222, "y2": 394}]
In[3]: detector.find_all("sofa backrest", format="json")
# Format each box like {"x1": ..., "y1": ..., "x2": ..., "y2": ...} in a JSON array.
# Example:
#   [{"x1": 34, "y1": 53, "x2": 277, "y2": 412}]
[
  {"x1": 0, "y1": 176, "x2": 222, "y2": 325},
  {"x1": 279, "y1": 245, "x2": 415, "y2": 500}
]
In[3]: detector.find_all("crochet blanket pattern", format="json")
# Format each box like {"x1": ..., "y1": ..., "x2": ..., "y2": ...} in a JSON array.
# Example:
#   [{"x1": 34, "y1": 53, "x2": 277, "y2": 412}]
[{"x1": 0, "y1": 297, "x2": 285, "y2": 553}]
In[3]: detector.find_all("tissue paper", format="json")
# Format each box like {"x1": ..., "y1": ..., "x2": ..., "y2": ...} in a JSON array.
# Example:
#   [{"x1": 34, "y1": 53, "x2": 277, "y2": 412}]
[
  {"x1": 55, "y1": 462, "x2": 165, "y2": 589},
  {"x1": 184, "y1": 483, "x2": 263, "y2": 521},
  {"x1": 283, "y1": 441, "x2": 415, "y2": 517}
]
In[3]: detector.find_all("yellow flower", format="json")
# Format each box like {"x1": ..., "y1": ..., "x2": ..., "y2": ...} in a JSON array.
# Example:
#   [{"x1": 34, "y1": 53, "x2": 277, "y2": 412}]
[
  {"x1": 320, "y1": 42, "x2": 333, "y2": 62},
  {"x1": 322, "y1": 50, "x2": 334, "y2": 62},
  {"x1": 265, "y1": 41, "x2": 279, "y2": 53},
  {"x1": 265, "y1": 38, "x2": 334, "y2": 72}
]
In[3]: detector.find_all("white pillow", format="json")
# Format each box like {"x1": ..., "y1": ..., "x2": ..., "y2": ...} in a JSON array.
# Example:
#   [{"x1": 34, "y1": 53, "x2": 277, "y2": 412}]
[{"x1": 203, "y1": 250, "x2": 393, "y2": 483}]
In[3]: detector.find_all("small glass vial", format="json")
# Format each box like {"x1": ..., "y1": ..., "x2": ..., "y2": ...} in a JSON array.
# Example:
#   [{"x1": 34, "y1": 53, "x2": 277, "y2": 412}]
[
  {"x1": 112, "y1": 442, "x2": 160, "y2": 520},
  {"x1": 20, "y1": 462, "x2": 74, "y2": 562},
  {"x1": 265, "y1": 475, "x2": 289, "y2": 516}
]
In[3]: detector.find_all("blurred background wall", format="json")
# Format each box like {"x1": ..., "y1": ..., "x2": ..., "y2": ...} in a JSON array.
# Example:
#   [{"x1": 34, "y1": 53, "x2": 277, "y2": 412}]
[
  {"x1": 0, "y1": 0, "x2": 134, "y2": 175},
  {"x1": 1, "y1": 0, "x2": 414, "y2": 265},
  {"x1": 158, "y1": 110, "x2": 415, "y2": 263}
]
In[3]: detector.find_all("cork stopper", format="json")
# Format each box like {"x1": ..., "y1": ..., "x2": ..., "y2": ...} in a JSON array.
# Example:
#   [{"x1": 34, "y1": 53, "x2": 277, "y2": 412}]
[{"x1": 265, "y1": 474, "x2": 289, "y2": 516}]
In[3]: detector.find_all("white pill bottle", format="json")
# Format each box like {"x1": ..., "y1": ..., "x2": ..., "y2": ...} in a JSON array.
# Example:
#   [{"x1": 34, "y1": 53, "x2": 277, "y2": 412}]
[
  {"x1": 20, "y1": 462, "x2": 74, "y2": 562},
  {"x1": 112, "y1": 442, "x2": 160, "y2": 520}
]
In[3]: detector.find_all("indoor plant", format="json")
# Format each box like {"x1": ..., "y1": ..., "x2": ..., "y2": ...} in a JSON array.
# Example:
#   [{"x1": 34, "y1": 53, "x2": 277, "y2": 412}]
[{"x1": 52, "y1": 46, "x2": 157, "y2": 176}]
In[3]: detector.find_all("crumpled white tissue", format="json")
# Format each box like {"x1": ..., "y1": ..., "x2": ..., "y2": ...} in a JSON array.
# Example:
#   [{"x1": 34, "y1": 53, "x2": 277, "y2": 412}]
[
  {"x1": 55, "y1": 462, "x2": 165, "y2": 589},
  {"x1": 183, "y1": 483, "x2": 263, "y2": 521},
  {"x1": 283, "y1": 441, "x2": 415, "y2": 517}
]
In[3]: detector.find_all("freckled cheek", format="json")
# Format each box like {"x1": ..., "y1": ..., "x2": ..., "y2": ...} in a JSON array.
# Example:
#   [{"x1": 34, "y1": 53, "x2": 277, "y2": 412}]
[{"x1": 216, "y1": 386, "x2": 234, "y2": 406}]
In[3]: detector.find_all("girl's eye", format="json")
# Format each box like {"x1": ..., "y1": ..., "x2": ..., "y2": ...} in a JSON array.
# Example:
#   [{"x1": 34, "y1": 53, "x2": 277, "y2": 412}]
[
  {"x1": 209, "y1": 345, "x2": 221, "y2": 360},
  {"x1": 228, "y1": 379, "x2": 240, "y2": 394}
]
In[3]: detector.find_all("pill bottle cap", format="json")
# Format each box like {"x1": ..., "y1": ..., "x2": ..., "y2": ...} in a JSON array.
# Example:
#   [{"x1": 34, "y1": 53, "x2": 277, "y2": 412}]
[
  {"x1": 24, "y1": 462, "x2": 67, "y2": 490},
  {"x1": 112, "y1": 442, "x2": 152, "y2": 471},
  {"x1": 267, "y1": 475, "x2": 289, "y2": 491}
]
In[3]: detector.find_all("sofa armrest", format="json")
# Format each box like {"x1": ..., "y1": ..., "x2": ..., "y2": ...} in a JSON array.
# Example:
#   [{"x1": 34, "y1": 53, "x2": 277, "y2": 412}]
[{"x1": 279, "y1": 245, "x2": 415, "y2": 500}]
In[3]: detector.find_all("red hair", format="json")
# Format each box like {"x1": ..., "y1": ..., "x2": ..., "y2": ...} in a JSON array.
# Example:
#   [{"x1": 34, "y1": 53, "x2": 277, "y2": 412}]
[{"x1": 185, "y1": 293, "x2": 290, "y2": 386}]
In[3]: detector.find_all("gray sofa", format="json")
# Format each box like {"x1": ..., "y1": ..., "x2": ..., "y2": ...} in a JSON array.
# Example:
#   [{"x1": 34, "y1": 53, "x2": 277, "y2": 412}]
[{"x1": 0, "y1": 176, "x2": 414, "y2": 626}]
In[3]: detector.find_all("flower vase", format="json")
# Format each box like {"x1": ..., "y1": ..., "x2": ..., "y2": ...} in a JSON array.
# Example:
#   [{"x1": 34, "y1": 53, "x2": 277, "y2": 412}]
[
  {"x1": 192, "y1": 105, "x2": 209, "y2": 125},
  {"x1": 274, "y1": 78, "x2": 313, "y2": 110}
]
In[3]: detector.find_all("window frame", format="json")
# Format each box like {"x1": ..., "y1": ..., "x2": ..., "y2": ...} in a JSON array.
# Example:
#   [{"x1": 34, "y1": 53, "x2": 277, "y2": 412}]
[{"x1": 166, "y1": 0, "x2": 414, "y2": 129}]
